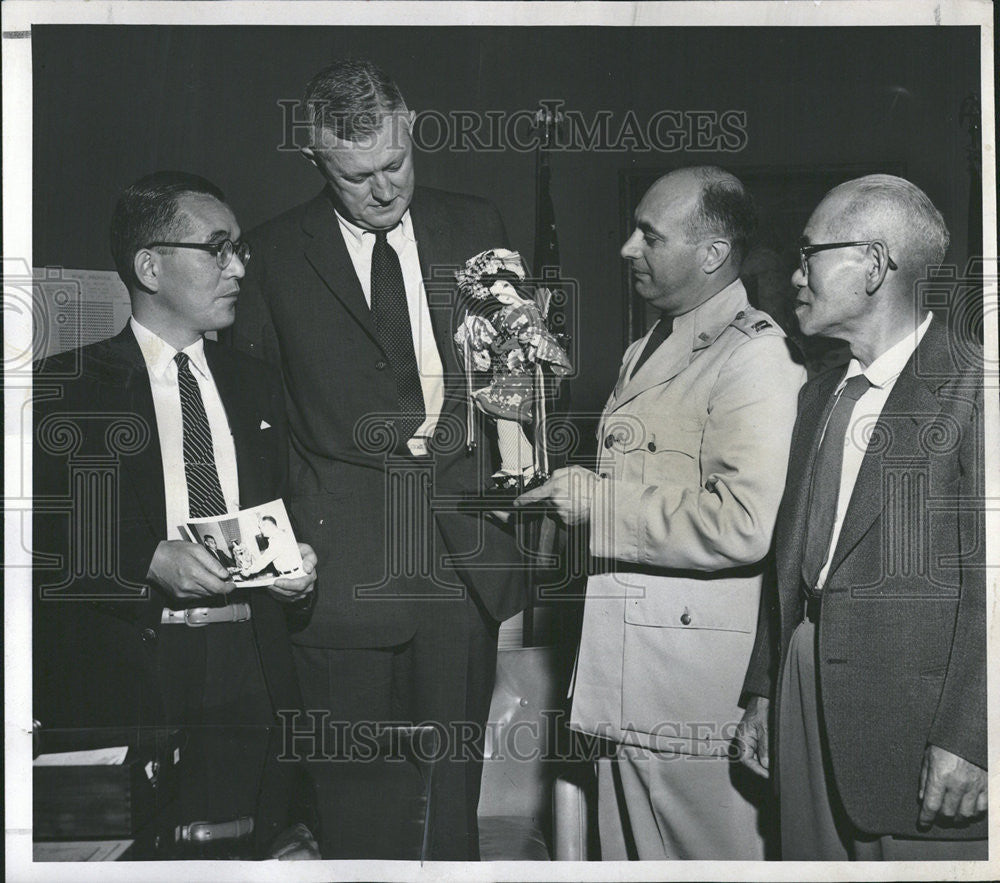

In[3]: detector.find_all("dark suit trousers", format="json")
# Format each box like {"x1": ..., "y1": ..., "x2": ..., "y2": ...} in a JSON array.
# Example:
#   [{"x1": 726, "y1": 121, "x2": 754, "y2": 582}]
[
  {"x1": 293, "y1": 591, "x2": 499, "y2": 861},
  {"x1": 778, "y1": 620, "x2": 987, "y2": 861},
  {"x1": 158, "y1": 620, "x2": 273, "y2": 726}
]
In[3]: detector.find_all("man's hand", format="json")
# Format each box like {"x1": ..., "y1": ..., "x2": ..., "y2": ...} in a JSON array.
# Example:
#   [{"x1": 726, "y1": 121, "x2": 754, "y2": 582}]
[
  {"x1": 917, "y1": 744, "x2": 987, "y2": 828},
  {"x1": 514, "y1": 466, "x2": 600, "y2": 526},
  {"x1": 733, "y1": 695, "x2": 770, "y2": 778},
  {"x1": 267, "y1": 543, "x2": 318, "y2": 603},
  {"x1": 147, "y1": 540, "x2": 233, "y2": 602}
]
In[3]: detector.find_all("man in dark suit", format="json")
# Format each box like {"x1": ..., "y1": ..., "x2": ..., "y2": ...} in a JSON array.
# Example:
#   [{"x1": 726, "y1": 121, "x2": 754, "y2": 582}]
[
  {"x1": 735, "y1": 175, "x2": 987, "y2": 859},
  {"x1": 33, "y1": 171, "x2": 318, "y2": 730},
  {"x1": 229, "y1": 60, "x2": 529, "y2": 860},
  {"x1": 203, "y1": 534, "x2": 236, "y2": 570}
]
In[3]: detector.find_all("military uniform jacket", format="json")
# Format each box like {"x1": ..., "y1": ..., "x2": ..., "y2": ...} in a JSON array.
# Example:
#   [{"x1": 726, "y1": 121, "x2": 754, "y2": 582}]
[{"x1": 570, "y1": 281, "x2": 806, "y2": 755}]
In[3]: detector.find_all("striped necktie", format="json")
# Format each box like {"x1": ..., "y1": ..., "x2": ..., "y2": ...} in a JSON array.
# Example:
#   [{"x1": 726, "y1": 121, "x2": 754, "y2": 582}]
[{"x1": 175, "y1": 351, "x2": 227, "y2": 518}]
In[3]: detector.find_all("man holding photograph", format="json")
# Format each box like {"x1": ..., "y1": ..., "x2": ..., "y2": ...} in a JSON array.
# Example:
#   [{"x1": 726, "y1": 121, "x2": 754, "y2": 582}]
[{"x1": 33, "y1": 171, "x2": 318, "y2": 729}]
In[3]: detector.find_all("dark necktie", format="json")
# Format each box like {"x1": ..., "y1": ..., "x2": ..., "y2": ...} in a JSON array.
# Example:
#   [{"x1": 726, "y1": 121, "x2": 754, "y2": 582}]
[
  {"x1": 629, "y1": 316, "x2": 674, "y2": 380},
  {"x1": 800, "y1": 373, "x2": 873, "y2": 593},
  {"x1": 370, "y1": 229, "x2": 426, "y2": 445},
  {"x1": 175, "y1": 351, "x2": 227, "y2": 518}
]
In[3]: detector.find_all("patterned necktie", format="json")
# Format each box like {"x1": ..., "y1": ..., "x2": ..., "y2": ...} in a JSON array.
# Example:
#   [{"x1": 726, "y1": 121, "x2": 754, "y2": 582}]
[
  {"x1": 629, "y1": 316, "x2": 674, "y2": 380},
  {"x1": 370, "y1": 229, "x2": 425, "y2": 445},
  {"x1": 175, "y1": 351, "x2": 227, "y2": 518},
  {"x1": 800, "y1": 373, "x2": 873, "y2": 594}
]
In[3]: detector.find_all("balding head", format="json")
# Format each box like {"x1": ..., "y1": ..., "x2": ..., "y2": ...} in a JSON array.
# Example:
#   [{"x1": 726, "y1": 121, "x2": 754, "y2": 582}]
[
  {"x1": 622, "y1": 166, "x2": 756, "y2": 315},
  {"x1": 682, "y1": 166, "x2": 757, "y2": 265},
  {"x1": 821, "y1": 175, "x2": 949, "y2": 284}
]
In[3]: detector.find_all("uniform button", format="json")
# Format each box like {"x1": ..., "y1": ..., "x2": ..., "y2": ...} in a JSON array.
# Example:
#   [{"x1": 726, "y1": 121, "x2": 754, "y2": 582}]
[
  {"x1": 680, "y1": 612, "x2": 692, "y2": 626},
  {"x1": 604, "y1": 434, "x2": 615, "y2": 449},
  {"x1": 647, "y1": 441, "x2": 657, "y2": 452},
  {"x1": 375, "y1": 360, "x2": 387, "y2": 371},
  {"x1": 599, "y1": 472, "x2": 608, "y2": 479},
  {"x1": 141, "y1": 628, "x2": 157, "y2": 643}
]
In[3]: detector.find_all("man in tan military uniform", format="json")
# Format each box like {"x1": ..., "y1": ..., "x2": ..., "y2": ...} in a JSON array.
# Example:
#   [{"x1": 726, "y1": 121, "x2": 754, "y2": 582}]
[{"x1": 519, "y1": 167, "x2": 805, "y2": 859}]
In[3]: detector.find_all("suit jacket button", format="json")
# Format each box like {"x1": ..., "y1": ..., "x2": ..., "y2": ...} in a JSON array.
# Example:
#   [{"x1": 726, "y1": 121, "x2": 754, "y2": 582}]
[
  {"x1": 141, "y1": 628, "x2": 157, "y2": 644},
  {"x1": 604, "y1": 434, "x2": 615, "y2": 449},
  {"x1": 647, "y1": 441, "x2": 656, "y2": 452},
  {"x1": 599, "y1": 472, "x2": 608, "y2": 479},
  {"x1": 680, "y1": 612, "x2": 692, "y2": 626},
  {"x1": 375, "y1": 360, "x2": 387, "y2": 371}
]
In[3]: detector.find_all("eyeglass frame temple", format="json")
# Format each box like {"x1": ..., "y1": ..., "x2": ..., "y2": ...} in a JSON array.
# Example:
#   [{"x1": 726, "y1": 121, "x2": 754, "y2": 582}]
[
  {"x1": 798, "y1": 240, "x2": 898, "y2": 273},
  {"x1": 143, "y1": 239, "x2": 251, "y2": 267}
]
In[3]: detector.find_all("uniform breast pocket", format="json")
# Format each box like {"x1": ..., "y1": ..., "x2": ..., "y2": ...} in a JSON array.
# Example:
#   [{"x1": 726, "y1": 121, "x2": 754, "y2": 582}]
[{"x1": 617, "y1": 417, "x2": 702, "y2": 486}]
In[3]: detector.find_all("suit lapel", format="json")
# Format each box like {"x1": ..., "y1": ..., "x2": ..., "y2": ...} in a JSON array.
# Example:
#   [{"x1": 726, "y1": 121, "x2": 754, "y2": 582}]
[
  {"x1": 610, "y1": 328, "x2": 693, "y2": 412},
  {"x1": 776, "y1": 373, "x2": 841, "y2": 589},
  {"x1": 102, "y1": 327, "x2": 168, "y2": 539},
  {"x1": 301, "y1": 189, "x2": 382, "y2": 348}
]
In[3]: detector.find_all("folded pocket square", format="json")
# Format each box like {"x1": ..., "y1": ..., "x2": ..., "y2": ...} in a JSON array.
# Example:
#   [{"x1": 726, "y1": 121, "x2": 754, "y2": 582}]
[{"x1": 260, "y1": 420, "x2": 272, "y2": 430}]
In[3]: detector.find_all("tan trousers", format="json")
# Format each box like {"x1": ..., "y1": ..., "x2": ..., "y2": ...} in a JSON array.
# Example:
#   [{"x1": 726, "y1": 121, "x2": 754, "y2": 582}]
[
  {"x1": 778, "y1": 620, "x2": 987, "y2": 861},
  {"x1": 597, "y1": 742, "x2": 767, "y2": 860}
]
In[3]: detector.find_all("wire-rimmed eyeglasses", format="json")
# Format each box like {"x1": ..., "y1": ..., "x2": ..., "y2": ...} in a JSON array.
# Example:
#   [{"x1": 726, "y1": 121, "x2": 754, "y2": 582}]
[
  {"x1": 797, "y1": 238, "x2": 897, "y2": 276},
  {"x1": 146, "y1": 238, "x2": 251, "y2": 269}
]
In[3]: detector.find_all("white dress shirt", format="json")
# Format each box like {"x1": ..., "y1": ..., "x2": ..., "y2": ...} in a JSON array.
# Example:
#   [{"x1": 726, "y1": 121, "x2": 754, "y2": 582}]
[
  {"x1": 815, "y1": 311, "x2": 933, "y2": 589},
  {"x1": 131, "y1": 318, "x2": 240, "y2": 539},
  {"x1": 336, "y1": 209, "x2": 445, "y2": 450}
]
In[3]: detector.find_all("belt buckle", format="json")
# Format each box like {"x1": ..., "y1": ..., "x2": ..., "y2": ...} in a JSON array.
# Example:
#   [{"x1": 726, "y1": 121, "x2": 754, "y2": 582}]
[{"x1": 183, "y1": 607, "x2": 211, "y2": 628}]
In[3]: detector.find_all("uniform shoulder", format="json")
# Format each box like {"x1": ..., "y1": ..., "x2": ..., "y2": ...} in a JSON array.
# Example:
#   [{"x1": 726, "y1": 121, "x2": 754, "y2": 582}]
[{"x1": 728, "y1": 306, "x2": 787, "y2": 339}]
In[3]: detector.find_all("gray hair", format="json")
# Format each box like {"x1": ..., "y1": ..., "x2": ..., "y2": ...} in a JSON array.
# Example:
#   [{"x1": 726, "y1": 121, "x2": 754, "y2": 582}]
[
  {"x1": 303, "y1": 58, "x2": 406, "y2": 144},
  {"x1": 829, "y1": 174, "x2": 950, "y2": 275}
]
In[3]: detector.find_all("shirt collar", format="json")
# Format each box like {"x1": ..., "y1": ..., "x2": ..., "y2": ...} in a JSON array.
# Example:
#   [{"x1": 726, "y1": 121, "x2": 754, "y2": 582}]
[
  {"x1": 674, "y1": 278, "x2": 748, "y2": 351},
  {"x1": 130, "y1": 316, "x2": 208, "y2": 381},
  {"x1": 336, "y1": 208, "x2": 415, "y2": 250},
  {"x1": 840, "y1": 311, "x2": 933, "y2": 391}
]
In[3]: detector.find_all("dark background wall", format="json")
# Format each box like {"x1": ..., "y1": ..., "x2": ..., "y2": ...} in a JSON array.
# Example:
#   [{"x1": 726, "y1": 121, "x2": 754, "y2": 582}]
[{"x1": 33, "y1": 25, "x2": 981, "y2": 416}]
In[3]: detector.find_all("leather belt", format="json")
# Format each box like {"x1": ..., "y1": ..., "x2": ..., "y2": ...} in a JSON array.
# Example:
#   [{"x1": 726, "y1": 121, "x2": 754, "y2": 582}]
[
  {"x1": 804, "y1": 595, "x2": 822, "y2": 624},
  {"x1": 160, "y1": 603, "x2": 251, "y2": 627}
]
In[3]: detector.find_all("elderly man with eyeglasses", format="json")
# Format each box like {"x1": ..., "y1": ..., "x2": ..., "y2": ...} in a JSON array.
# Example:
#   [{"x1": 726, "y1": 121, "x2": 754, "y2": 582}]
[
  {"x1": 33, "y1": 170, "x2": 318, "y2": 731},
  {"x1": 735, "y1": 174, "x2": 987, "y2": 860}
]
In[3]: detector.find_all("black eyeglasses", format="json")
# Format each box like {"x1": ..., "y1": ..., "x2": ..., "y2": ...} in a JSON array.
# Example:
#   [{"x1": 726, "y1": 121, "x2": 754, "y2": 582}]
[
  {"x1": 146, "y1": 238, "x2": 251, "y2": 269},
  {"x1": 798, "y1": 239, "x2": 897, "y2": 276}
]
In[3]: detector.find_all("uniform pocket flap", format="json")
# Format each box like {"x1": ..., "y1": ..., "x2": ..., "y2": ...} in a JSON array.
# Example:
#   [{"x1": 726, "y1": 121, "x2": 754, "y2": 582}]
[
  {"x1": 601, "y1": 414, "x2": 701, "y2": 455},
  {"x1": 624, "y1": 579, "x2": 757, "y2": 633}
]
